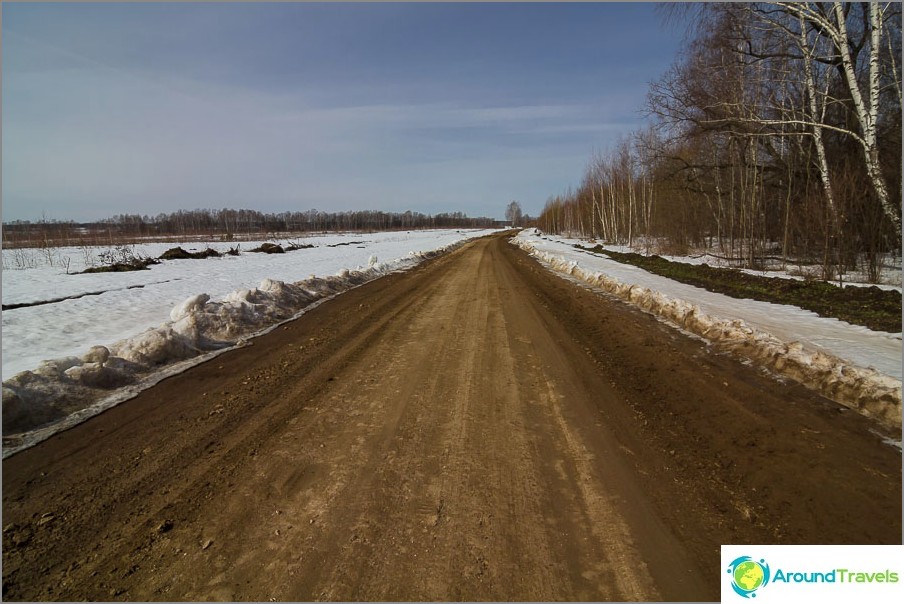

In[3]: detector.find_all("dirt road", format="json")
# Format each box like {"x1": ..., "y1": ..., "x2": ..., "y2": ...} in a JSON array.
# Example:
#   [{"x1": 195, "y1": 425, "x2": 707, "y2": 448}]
[{"x1": 3, "y1": 233, "x2": 901, "y2": 601}]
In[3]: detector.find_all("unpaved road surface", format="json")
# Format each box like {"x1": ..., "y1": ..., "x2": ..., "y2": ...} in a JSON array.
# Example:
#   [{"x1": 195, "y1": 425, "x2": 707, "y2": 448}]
[{"x1": 3, "y1": 234, "x2": 901, "y2": 601}]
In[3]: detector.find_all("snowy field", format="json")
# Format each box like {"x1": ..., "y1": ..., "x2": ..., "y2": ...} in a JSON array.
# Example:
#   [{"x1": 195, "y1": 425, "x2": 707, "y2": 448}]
[
  {"x1": 2, "y1": 229, "x2": 496, "y2": 380},
  {"x1": 513, "y1": 229, "x2": 902, "y2": 428}
]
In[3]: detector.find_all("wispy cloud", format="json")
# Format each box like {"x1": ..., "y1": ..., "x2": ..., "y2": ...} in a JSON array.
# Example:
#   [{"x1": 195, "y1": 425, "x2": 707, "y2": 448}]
[{"x1": 2, "y1": 2, "x2": 682, "y2": 220}]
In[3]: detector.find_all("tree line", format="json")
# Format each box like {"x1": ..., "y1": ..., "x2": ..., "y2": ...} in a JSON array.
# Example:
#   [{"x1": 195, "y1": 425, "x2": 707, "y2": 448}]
[
  {"x1": 537, "y1": 2, "x2": 901, "y2": 282},
  {"x1": 2, "y1": 208, "x2": 502, "y2": 248}
]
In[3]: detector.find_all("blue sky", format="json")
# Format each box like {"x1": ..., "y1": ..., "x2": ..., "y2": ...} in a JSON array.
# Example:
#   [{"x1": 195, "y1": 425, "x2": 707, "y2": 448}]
[{"x1": 2, "y1": 2, "x2": 684, "y2": 222}]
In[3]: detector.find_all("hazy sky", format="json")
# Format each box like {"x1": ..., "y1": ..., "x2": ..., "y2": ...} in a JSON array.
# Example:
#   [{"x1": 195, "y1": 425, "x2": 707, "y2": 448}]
[{"x1": 2, "y1": 2, "x2": 684, "y2": 222}]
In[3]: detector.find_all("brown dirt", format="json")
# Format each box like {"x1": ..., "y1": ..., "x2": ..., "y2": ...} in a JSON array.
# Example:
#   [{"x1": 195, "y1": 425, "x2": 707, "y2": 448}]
[{"x1": 2, "y1": 233, "x2": 901, "y2": 601}]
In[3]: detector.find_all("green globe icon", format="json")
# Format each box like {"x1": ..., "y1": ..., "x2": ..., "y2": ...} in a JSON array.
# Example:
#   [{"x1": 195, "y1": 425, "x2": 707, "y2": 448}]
[{"x1": 733, "y1": 560, "x2": 765, "y2": 592}]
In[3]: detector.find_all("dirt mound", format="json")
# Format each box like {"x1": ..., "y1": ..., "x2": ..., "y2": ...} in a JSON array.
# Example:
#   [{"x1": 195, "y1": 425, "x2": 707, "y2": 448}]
[
  {"x1": 249, "y1": 243, "x2": 285, "y2": 254},
  {"x1": 79, "y1": 258, "x2": 159, "y2": 273},
  {"x1": 159, "y1": 247, "x2": 223, "y2": 260}
]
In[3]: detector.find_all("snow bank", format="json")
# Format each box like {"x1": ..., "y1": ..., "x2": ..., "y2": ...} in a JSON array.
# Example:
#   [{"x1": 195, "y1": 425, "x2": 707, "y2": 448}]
[
  {"x1": 1, "y1": 238, "x2": 470, "y2": 455},
  {"x1": 513, "y1": 230, "x2": 902, "y2": 430}
]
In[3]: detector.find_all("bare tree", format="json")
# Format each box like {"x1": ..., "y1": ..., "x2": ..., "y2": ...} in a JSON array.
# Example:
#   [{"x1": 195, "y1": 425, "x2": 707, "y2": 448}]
[
  {"x1": 505, "y1": 201, "x2": 523, "y2": 227},
  {"x1": 535, "y1": 2, "x2": 900, "y2": 283}
]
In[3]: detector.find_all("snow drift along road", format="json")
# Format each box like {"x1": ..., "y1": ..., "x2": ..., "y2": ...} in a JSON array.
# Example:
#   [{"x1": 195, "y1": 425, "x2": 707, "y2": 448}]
[{"x1": 512, "y1": 229, "x2": 902, "y2": 429}]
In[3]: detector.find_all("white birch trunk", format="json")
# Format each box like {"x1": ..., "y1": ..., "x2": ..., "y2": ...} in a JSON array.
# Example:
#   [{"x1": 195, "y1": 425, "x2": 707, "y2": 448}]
[
  {"x1": 833, "y1": 2, "x2": 900, "y2": 238},
  {"x1": 799, "y1": 12, "x2": 839, "y2": 229}
]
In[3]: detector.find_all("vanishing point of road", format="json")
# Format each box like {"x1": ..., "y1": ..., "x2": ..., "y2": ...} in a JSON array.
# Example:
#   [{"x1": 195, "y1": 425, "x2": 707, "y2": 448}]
[{"x1": 3, "y1": 233, "x2": 901, "y2": 601}]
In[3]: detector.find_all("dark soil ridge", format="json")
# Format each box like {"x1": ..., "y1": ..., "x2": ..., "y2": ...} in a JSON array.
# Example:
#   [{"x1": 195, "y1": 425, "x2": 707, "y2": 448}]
[
  {"x1": 79, "y1": 257, "x2": 160, "y2": 274},
  {"x1": 158, "y1": 247, "x2": 223, "y2": 260},
  {"x1": 73, "y1": 242, "x2": 315, "y2": 274},
  {"x1": 578, "y1": 245, "x2": 902, "y2": 333},
  {"x1": 247, "y1": 242, "x2": 315, "y2": 253}
]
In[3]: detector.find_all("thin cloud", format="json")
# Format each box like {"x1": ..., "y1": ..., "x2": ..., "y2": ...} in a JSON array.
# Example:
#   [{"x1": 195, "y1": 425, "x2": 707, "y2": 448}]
[{"x1": 2, "y1": 3, "x2": 683, "y2": 221}]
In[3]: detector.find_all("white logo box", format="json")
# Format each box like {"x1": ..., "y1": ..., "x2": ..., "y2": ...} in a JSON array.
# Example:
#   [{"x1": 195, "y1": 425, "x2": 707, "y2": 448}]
[{"x1": 721, "y1": 545, "x2": 904, "y2": 603}]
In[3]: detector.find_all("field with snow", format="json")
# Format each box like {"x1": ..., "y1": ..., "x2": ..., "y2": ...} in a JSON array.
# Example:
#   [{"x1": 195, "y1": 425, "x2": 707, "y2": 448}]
[
  {"x1": 2, "y1": 229, "x2": 497, "y2": 450},
  {"x1": 513, "y1": 229, "x2": 902, "y2": 429}
]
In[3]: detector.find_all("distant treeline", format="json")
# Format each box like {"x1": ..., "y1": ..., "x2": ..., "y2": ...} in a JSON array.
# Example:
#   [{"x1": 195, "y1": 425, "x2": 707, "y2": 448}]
[
  {"x1": 2, "y1": 208, "x2": 505, "y2": 248},
  {"x1": 537, "y1": 3, "x2": 901, "y2": 283}
]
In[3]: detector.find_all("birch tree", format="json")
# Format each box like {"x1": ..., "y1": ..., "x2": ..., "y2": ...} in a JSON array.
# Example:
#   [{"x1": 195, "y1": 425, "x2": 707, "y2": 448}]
[
  {"x1": 775, "y1": 2, "x2": 900, "y2": 238},
  {"x1": 505, "y1": 201, "x2": 523, "y2": 228}
]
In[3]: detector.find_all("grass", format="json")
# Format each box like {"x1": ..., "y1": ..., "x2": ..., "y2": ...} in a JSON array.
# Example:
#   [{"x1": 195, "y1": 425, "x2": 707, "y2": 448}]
[{"x1": 578, "y1": 245, "x2": 902, "y2": 333}]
